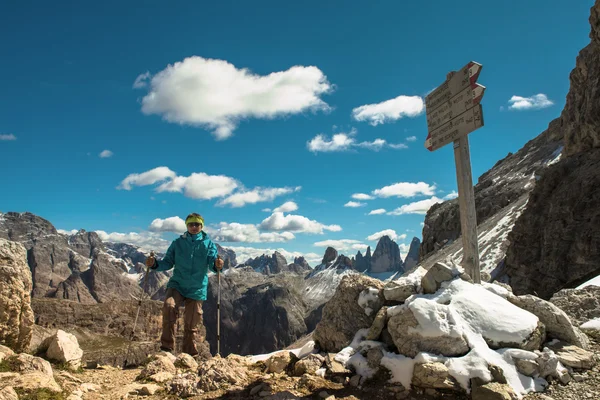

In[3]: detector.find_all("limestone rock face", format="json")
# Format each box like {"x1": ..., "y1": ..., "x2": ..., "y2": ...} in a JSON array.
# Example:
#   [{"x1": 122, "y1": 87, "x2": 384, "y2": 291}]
[
  {"x1": 550, "y1": 285, "x2": 600, "y2": 325},
  {"x1": 0, "y1": 239, "x2": 34, "y2": 352},
  {"x1": 369, "y1": 236, "x2": 404, "y2": 274}
]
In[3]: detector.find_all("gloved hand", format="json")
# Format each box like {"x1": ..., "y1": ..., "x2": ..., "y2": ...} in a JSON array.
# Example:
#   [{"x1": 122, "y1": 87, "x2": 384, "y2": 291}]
[
  {"x1": 145, "y1": 255, "x2": 157, "y2": 269},
  {"x1": 215, "y1": 256, "x2": 224, "y2": 271}
]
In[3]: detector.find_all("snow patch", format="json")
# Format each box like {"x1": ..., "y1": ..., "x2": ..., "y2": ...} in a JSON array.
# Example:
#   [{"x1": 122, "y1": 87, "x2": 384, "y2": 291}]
[
  {"x1": 380, "y1": 352, "x2": 415, "y2": 389},
  {"x1": 358, "y1": 287, "x2": 380, "y2": 316},
  {"x1": 580, "y1": 318, "x2": 600, "y2": 330}
]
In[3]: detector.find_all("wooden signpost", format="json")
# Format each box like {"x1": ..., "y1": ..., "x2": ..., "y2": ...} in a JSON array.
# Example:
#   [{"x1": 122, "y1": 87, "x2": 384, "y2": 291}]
[{"x1": 424, "y1": 61, "x2": 484, "y2": 284}]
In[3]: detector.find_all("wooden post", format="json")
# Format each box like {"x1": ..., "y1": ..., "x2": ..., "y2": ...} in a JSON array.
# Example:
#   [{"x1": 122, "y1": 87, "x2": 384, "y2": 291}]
[{"x1": 453, "y1": 135, "x2": 481, "y2": 283}]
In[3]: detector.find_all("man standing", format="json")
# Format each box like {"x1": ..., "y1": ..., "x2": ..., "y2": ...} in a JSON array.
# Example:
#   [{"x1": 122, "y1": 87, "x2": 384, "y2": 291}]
[{"x1": 145, "y1": 213, "x2": 224, "y2": 356}]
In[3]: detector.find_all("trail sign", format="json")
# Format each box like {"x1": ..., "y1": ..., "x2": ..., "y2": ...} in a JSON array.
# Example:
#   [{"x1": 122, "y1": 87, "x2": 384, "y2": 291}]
[
  {"x1": 425, "y1": 104, "x2": 484, "y2": 152},
  {"x1": 423, "y1": 61, "x2": 485, "y2": 284},
  {"x1": 425, "y1": 61, "x2": 482, "y2": 112},
  {"x1": 426, "y1": 83, "x2": 485, "y2": 131}
]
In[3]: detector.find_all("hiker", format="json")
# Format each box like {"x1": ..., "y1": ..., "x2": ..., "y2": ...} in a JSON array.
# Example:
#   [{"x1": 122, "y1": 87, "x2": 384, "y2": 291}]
[{"x1": 145, "y1": 213, "x2": 224, "y2": 356}]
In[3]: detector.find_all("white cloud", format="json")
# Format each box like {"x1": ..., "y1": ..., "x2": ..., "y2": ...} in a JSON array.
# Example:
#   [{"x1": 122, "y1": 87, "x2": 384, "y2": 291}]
[
  {"x1": 388, "y1": 196, "x2": 443, "y2": 215},
  {"x1": 443, "y1": 190, "x2": 459, "y2": 200},
  {"x1": 157, "y1": 173, "x2": 239, "y2": 200},
  {"x1": 373, "y1": 182, "x2": 436, "y2": 198},
  {"x1": 366, "y1": 229, "x2": 407, "y2": 242},
  {"x1": 368, "y1": 209, "x2": 387, "y2": 215},
  {"x1": 273, "y1": 201, "x2": 298, "y2": 213},
  {"x1": 399, "y1": 243, "x2": 411, "y2": 259},
  {"x1": 135, "y1": 56, "x2": 332, "y2": 140},
  {"x1": 0, "y1": 134, "x2": 17, "y2": 141},
  {"x1": 133, "y1": 71, "x2": 151, "y2": 88},
  {"x1": 259, "y1": 212, "x2": 341, "y2": 234},
  {"x1": 217, "y1": 186, "x2": 301, "y2": 208},
  {"x1": 307, "y1": 129, "x2": 409, "y2": 153},
  {"x1": 352, "y1": 95, "x2": 424, "y2": 126},
  {"x1": 352, "y1": 193, "x2": 374, "y2": 200},
  {"x1": 208, "y1": 222, "x2": 295, "y2": 243},
  {"x1": 262, "y1": 208, "x2": 272, "y2": 212},
  {"x1": 508, "y1": 94, "x2": 553, "y2": 110},
  {"x1": 148, "y1": 216, "x2": 186, "y2": 233},
  {"x1": 118, "y1": 166, "x2": 177, "y2": 190},
  {"x1": 406, "y1": 136, "x2": 417, "y2": 142},
  {"x1": 344, "y1": 201, "x2": 366, "y2": 208},
  {"x1": 95, "y1": 230, "x2": 170, "y2": 252},
  {"x1": 313, "y1": 239, "x2": 367, "y2": 252},
  {"x1": 99, "y1": 150, "x2": 113, "y2": 158},
  {"x1": 307, "y1": 131, "x2": 356, "y2": 153}
]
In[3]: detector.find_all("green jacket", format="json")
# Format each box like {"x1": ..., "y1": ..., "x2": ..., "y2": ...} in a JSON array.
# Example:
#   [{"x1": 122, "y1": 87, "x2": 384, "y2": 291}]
[{"x1": 155, "y1": 231, "x2": 218, "y2": 301}]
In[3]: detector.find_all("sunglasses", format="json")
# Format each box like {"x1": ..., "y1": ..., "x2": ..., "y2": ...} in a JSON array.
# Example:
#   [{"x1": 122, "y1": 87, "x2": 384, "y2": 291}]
[{"x1": 187, "y1": 223, "x2": 202, "y2": 227}]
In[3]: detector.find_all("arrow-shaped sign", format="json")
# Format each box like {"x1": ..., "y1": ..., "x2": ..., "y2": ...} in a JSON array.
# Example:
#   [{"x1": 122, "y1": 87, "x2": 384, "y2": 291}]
[
  {"x1": 425, "y1": 61, "x2": 482, "y2": 114},
  {"x1": 425, "y1": 104, "x2": 484, "y2": 152},
  {"x1": 426, "y1": 83, "x2": 485, "y2": 131}
]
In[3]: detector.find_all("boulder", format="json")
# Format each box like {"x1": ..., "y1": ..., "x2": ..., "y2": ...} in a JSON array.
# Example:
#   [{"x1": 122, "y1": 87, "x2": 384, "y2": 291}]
[
  {"x1": 471, "y1": 382, "x2": 518, "y2": 400},
  {"x1": 197, "y1": 355, "x2": 252, "y2": 392},
  {"x1": 138, "y1": 354, "x2": 177, "y2": 379},
  {"x1": 313, "y1": 275, "x2": 384, "y2": 352},
  {"x1": 365, "y1": 307, "x2": 387, "y2": 341},
  {"x1": 168, "y1": 373, "x2": 199, "y2": 398},
  {"x1": 8, "y1": 353, "x2": 53, "y2": 376},
  {"x1": 515, "y1": 359, "x2": 539, "y2": 377},
  {"x1": 294, "y1": 354, "x2": 325, "y2": 376},
  {"x1": 412, "y1": 362, "x2": 462, "y2": 391},
  {"x1": 0, "y1": 239, "x2": 34, "y2": 352},
  {"x1": 174, "y1": 353, "x2": 198, "y2": 370},
  {"x1": 508, "y1": 294, "x2": 589, "y2": 349},
  {"x1": 266, "y1": 351, "x2": 294, "y2": 374},
  {"x1": 46, "y1": 330, "x2": 84, "y2": 370},
  {"x1": 0, "y1": 371, "x2": 62, "y2": 394},
  {"x1": 387, "y1": 303, "x2": 469, "y2": 358},
  {"x1": 421, "y1": 262, "x2": 471, "y2": 294},
  {"x1": 547, "y1": 341, "x2": 597, "y2": 370}
]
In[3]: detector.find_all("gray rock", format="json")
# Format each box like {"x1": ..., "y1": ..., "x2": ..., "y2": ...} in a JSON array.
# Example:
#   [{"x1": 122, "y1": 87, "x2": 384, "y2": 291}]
[
  {"x1": 515, "y1": 359, "x2": 539, "y2": 377},
  {"x1": 546, "y1": 341, "x2": 597, "y2": 369},
  {"x1": 383, "y1": 282, "x2": 417, "y2": 303},
  {"x1": 387, "y1": 304, "x2": 469, "y2": 358},
  {"x1": 266, "y1": 351, "x2": 294, "y2": 374},
  {"x1": 366, "y1": 307, "x2": 387, "y2": 341},
  {"x1": 369, "y1": 235, "x2": 404, "y2": 274},
  {"x1": 421, "y1": 262, "x2": 455, "y2": 294},
  {"x1": 550, "y1": 286, "x2": 600, "y2": 325},
  {"x1": 471, "y1": 382, "x2": 518, "y2": 400},
  {"x1": 508, "y1": 294, "x2": 589, "y2": 349},
  {"x1": 411, "y1": 362, "x2": 462, "y2": 391},
  {"x1": 294, "y1": 354, "x2": 324, "y2": 376},
  {"x1": 0, "y1": 239, "x2": 34, "y2": 353},
  {"x1": 403, "y1": 237, "x2": 421, "y2": 270},
  {"x1": 46, "y1": 329, "x2": 83, "y2": 370},
  {"x1": 313, "y1": 275, "x2": 384, "y2": 352}
]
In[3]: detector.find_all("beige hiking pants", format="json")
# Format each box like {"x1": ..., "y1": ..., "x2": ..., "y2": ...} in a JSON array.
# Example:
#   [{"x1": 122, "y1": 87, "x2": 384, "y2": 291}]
[{"x1": 161, "y1": 288, "x2": 203, "y2": 355}]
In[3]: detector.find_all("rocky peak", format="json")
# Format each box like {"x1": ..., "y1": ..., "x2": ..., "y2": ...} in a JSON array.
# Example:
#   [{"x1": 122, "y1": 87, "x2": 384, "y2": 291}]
[
  {"x1": 369, "y1": 235, "x2": 404, "y2": 274},
  {"x1": 271, "y1": 251, "x2": 289, "y2": 274},
  {"x1": 322, "y1": 247, "x2": 338, "y2": 265},
  {"x1": 0, "y1": 212, "x2": 58, "y2": 248},
  {"x1": 404, "y1": 237, "x2": 421, "y2": 270},
  {"x1": 293, "y1": 256, "x2": 310, "y2": 270},
  {"x1": 67, "y1": 229, "x2": 105, "y2": 258},
  {"x1": 215, "y1": 243, "x2": 237, "y2": 268}
]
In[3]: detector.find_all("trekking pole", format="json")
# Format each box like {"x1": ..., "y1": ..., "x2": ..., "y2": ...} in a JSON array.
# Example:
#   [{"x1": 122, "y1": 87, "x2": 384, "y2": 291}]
[
  {"x1": 217, "y1": 255, "x2": 222, "y2": 356},
  {"x1": 123, "y1": 250, "x2": 153, "y2": 368}
]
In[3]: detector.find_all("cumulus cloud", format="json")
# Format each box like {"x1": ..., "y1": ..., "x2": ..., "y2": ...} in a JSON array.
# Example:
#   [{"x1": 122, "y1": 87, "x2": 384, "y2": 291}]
[
  {"x1": 307, "y1": 129, "x2": 408, "y2": 153},
  {"x1": 443, "y1": 190, "x2": 459, "y2": 200},
  {"x1": 373, "y1": 182, "x2": 436, "y2": 198},
  {"x1": 218, "y1": 187, "x2": 301, "y2": 208},
  {"x1": 148, "y1": 216, "x2": 186, "y2": 233},
  {"x1": 208, "y1": 222, "x2": 295, "y2": 243},
  {"x1": 259, "y1": 212, "x2": 341, "y2": 234},
  {"x1": 0, "y1": 134, "x2": 17, "y2": 141},
  {"x1": 135, "y1": 56, "x2": 332, "y2": 140},
  {"x1": 388, "y1": 196, "x2": 443, "y2": 215},
  {"x1": 368, "y1": 209, "x2": 387, "y2": 215},
  {"x1": 313, "y1": 239, "x2": 368, "y2": 252},
  {"x1": 508, "y1": 94, "x2": 553, "y2": 110},
  {"x1": 344, "y1": 201, "x2": 366, "y2": 208},
  {"x1": 95, "y1": 230, "x2": 170, "y2": 252},
  {"x1": 352, "y1": 95, "x2": 424, "y2": 126},
  {"x1": 99, "y1": 150, "x2": 113, "y2": 158},
  {"x1": 352, "y1": 193, "x2": 374, "y2": 200},
  {"x1": 406, "y1": 136, "x2": 417, "y2": 142},
  {"x1": 273, "y1": 201, "x2": 298, "y2": 213},
  {"x1": 118, "y1": 167, "x2": 296, "y2": 207},
  {"x1": 366, "y1": 229, "x2": 406, "y2": 242},
  {"x1": 118, "y1": 166, "x2": 177, "y2": 190}
]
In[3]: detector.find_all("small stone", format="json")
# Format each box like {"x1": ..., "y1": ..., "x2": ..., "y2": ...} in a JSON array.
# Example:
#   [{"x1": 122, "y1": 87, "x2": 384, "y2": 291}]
[
  {"x1": 318, "y1": 391, "x2": 330, "y2": 398},
  {"x1": 572, "y1": 373, "x2": 585, "y2": 382},
  {"x1": 139, "y1": 384, "x2": 160, "y2": 396},
  {"x1": 349, "y1": 375, "x2": 361, "y2": 387},
  {"x1": 259, "y1": 390, "x2": 271, "y2": 397}
]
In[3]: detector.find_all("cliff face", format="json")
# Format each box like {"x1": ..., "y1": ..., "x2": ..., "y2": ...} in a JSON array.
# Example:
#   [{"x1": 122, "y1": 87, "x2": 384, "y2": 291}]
[{"x1": 503, "y1": 0, "x2": 600, "y2": 298}]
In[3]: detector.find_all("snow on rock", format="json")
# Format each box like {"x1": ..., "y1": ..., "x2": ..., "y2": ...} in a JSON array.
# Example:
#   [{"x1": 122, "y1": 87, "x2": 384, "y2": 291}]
[
  {"x1": 576, "y1": 274, "x2": 600, "y2": 289},
  {"x1": 358, "y1": 287, "x2": 381, "y2": 316},
  {"x1": 581, "y1": 318, "x2": 600, "y2": 330},
  {"x1": 383, "y1": 266, "x2": 425, "y2": 302}
]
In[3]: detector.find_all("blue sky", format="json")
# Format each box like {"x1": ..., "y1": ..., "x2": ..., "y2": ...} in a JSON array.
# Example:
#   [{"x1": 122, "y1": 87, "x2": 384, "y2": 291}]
[{"x1": 0, "y1": 0, "x2": 594, "y2": 265}]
